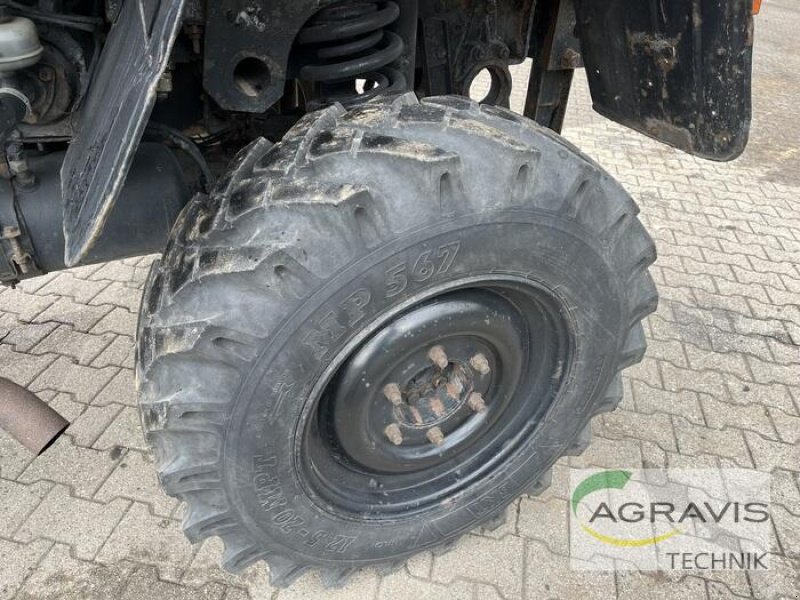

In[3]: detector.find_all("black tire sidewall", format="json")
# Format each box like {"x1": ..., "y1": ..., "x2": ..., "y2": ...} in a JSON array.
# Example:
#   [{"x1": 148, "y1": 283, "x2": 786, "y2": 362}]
[{"x1": 225, "y1": 208, "x2": 627, "y2": 565}]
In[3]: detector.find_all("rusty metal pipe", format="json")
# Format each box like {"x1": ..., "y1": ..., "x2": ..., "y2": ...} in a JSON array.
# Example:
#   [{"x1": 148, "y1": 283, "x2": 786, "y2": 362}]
[{"x1": 0, "y1": 377, "x2": 69, "y2": 455}]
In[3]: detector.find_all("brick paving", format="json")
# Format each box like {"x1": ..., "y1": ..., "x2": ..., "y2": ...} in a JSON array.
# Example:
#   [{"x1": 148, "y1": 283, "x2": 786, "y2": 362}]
[{"x1": 1, "y1": 2, "x2": 799, "y2": 599}]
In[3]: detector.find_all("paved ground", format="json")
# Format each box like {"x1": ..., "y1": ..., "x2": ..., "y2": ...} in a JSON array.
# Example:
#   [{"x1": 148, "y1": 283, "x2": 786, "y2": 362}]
[{"x1": 1, "y1": 2, "x2": 799, "y2": 599}]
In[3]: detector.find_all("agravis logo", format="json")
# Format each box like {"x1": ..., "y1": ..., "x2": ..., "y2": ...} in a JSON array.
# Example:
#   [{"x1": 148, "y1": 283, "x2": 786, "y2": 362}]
[
  {"x1": 569, "y1": 468, "x2": 772, "y2": 571},
  {"x1": 571, "y1": 470, "x2": 681, "y2": 547}
]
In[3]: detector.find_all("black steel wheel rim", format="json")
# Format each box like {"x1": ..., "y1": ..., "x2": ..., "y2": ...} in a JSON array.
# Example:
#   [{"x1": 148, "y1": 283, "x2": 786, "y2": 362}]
[{"x1": 300, "y1": 281, "x2": 573, "y2": 517}]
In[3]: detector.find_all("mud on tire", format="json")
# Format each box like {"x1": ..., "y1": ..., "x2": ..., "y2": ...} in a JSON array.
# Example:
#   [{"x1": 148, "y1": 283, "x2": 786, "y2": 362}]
[{"x1": 137, "y1": 93, "x2": 658, "y2": 587}]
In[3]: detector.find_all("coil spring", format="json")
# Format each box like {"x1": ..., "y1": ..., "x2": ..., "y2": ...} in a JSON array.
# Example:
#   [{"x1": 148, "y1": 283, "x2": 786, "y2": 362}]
[{"x1": 297, "y1": 1, "x2": 406, "y2": 107}]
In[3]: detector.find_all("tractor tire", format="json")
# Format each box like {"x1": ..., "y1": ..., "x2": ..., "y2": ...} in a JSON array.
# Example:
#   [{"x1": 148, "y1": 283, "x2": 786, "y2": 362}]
[{"x1": 137, "y1": 93, "x2": 658, "y2": 587}]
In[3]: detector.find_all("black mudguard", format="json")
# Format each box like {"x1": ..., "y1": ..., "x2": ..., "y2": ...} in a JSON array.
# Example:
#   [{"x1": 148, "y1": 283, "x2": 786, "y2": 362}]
[
  {"x1": 60, "y1": 0, "x2": 186, "y2": 267},
  {"x1": 574, "y1": 0, "x2": 754, "y2": 161}
]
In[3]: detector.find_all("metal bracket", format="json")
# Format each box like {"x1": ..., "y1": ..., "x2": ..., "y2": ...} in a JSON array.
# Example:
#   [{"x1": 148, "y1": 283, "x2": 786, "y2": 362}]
[
  {"x1": 524, "y1": 0, "x2": 580, "y2": 133},
  {"x1": 0, "y1": 173, "x2": 38, "y2": 286}
]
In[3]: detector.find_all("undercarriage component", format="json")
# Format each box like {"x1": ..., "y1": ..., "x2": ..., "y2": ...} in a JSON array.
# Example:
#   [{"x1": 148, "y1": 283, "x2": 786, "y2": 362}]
[
  {"x1": 417, "y1": 0, "x2": 534, "y2": 106},
  {"x1": 0, "y1": 15, "x2": 43, "y2": 72},
  {"x1": 0, "y1": 143, "x2": 191, "y2": 286},
  {"x1": 524, "y1": 0, "x2": 579, "y2": 133},
  {"x1": 0, "y1": 15, "x2": 43, "y2": 142},
  {"x1": 296, "y1": 1, "x2": 407, "y2": 107},
  {"x1": 574, "y1": 0, "x2": 753, "y2": 160},
  {"x1": 202, "y1": 0, "x2": 318, "y2": 113},
  {"x1": 60, "y1": 0, "x2": 186, "y2": 267},
  {"x1": 0, "y1": 377, "x2": 69, "y2": 455}
]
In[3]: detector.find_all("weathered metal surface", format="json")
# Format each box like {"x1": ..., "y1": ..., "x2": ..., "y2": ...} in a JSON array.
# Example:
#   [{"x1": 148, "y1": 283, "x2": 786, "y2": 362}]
[
  {"x1": 574, "y1": 0, "x2": 753, "y2": 161},
  {"x1": 0, "y1": 377, "x2": 69, "y2": 455},
  {"x1": 524, "y1": 0, "x2": 577, "y2": 133},
  {"x1": 417, "y1": 0, "x2": 534, "y2": 105},
  {"x1": 60, "y1": 0, "x2": 186, "y2": 267}
]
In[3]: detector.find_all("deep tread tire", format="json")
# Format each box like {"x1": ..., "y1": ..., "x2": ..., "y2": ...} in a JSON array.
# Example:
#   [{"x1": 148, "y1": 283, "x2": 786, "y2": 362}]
[{"x1": 137, "y1": 93, "x2": 658, "y2": 587}]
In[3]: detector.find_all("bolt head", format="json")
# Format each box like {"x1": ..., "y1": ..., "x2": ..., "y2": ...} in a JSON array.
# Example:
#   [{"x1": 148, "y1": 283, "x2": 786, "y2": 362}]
[
  {"x1": 426, "y1": 426, "x2": 445, "y2": 447},
  {"x1": 383, "y1": 383, "x2": 403, "y2": 406},
  {"x1": 384, "y1": 424, "x2": 403, "y2": 446},
  {"x1": 470, "y1": 353, "x2": 491, "y2": 376},
  {"x1": 468, "y1": 392, "x2": 487, "y2": 413},
  {"x1": 445, "y1": 379, "x2": 463, "y2": 399},
  {"x1": 428, "y1": 345, "x2": 449, "y2": 370}
]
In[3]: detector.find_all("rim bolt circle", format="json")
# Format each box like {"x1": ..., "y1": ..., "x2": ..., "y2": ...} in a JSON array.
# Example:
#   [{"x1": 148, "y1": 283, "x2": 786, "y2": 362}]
[
  {"x1": 428, "y1": 345, "x2": 449, "y2": 370},
  {"x1": 470, "y1": 353, "x2": 491, "y2": 375},
  {"x1": 426, "y1": 426, "x2": 445, "y2": 446},
  {"x1": 384, "y1": 424, "x2": 404, "y2": 445},
  {"x1": 383, "y1": 383, "x2": 403, "y2": 406},
  {"x1": 468, "y1": 392, "x2": 487, "y2": 413}
]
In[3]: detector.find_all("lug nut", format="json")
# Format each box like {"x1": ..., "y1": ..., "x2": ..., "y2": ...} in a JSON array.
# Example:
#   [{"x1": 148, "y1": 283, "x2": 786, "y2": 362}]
[
  {"x1": 445, "y1": 378, "x2": 464, "y2": 399},
  {"x1": 426, "y1": 426, "x2": 445, "y2": 446},
  {"x1": 428, "y1": 345, "x2": 448, "y2": 370},
  {"x1": 384, "y1": 424, "x2": 403, "y2": 445},
  {"x1": 468, "y1": 392, "x2": 487, "y2": 413},
  {"x1": 470, "y1": 353, "x2": 491, "y2": 375},
  {"x1": 383, "y1": 383, "x2": 403, "y2": 406}
]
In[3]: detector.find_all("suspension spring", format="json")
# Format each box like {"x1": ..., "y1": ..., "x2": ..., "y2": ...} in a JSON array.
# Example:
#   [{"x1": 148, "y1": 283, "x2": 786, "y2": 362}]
[{"x1": 297, "y1": 1, "x2": 407, "y2": 107}]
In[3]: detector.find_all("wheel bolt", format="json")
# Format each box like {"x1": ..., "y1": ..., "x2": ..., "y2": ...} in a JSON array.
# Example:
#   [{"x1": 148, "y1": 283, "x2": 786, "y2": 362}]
[
  {"x1": 383, "y1": 383, "x2": 403, "y2": 406},
  {"x1": 428, "y1": 345, "x2": 448, "y2": 370},
  {"x1": 470, "y1": 353, "x2": 491, "y2": 375},
  {"x1": 468, "y1": 392, "x2": 487, "y2": 413},
  {"x1": 445, "y1": 378, "x2": 463, "y2": 399},
  {"x1": 384, "y1": 424, "x2": 403, "y2": 445},
  {"x1": 427, "y1": 426, "x2": 445, "y2": 446}
]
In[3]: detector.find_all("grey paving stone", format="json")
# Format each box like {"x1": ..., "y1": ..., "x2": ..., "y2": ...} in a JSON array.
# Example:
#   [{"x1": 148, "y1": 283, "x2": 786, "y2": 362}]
[
  {"x1": 673, "y1": 417, "x2": 753, "y2": 468},
  {"x1": 90, "y1": 307, "x2": 138, "y2": 337},
  {"x1": 769, "y1": 408, "x2": 800, "y2": 445},
  {"x1": 14, "y1": 485, "x2": 128, "y2": 560},
  {"x1": 93, "y1": 406, "x2": 147, "y2": 452},
  {"x1": 94, "y1": 450, "x2": 178, "y2": 517},
  {"x1": 32, "y1": 297, "x2": 113, "y2": 332},
  {"x1": 18, "y1": 436, "x2": 119, "y2": 497},
  {"x1": 280, "y1": 570, "x2": 380, "y2": 600},
  {"x1": 599, "y1": 409, "x2": 678, "y2": 453},
  {"x1": 524, "y1": 540, "x2": 616, "y2": 600},
  {"x1": 744, "y1": 432, "x2": 800, "y2": 474},
  {"x1": 15, "y1": 543, "x2": 136, "y2": 600},
  {"x1": 431, "y1": 533, "x2": 525, "y2": 599},
  {"x1": 63, "y1": 402, "x2": 124, "y2": 448},
  {"x1": 772, "y1": 504, "x2": 800, "y2": 559},
  {"x1": 0, "y1": 538, "x2": 52, "y2": 600},
  {"x1": 96, "y1": 502, "x2": 194, "y2": 583},
  {"x1": 700, "y1": 395, "x2": 778, "y2": 439},
  {"x1": 2, "y1": 321, "x2": 59, "y2": 352},
  {"x1": 30, "y1": 325, "x2": 115, "y2": 365},
  {"x1": 616, "y1": 572, "x2": 708, "y2": 600},
  {"x1": 0, "y1": 479, "x2": 52, "y2": 538},
  {"x1": 569, "y1": 435, "x2": 643, "y2": 470},
  {"x1": 120, "y1": 566, "x2": 226, "y2": 600},
  {"x1": 0, "y1": 430, "x2": 36, "y2": 480},
  {"x1": 517, "y1": 496, "x2": 569, "y2": 555},
  {"x1": 90, "y1": 334, "x2": 136, "y2": 369},
  {"x1": 30, "y1": 356, "x2": 118, "y2": 404},
  {"x1": 38, "y1": 273, "x2": 110, "y2": 304},
  {"x1": 92, "y1": 367, "x2": 137, "y2": 406},
  {"x1": 747, "y1": 554, "x2": 800, "y2": 600},
  {"x1": 379, "y1": 569, "x2": 473, "y2": 600},
  {"x1": 90, "y1": 281, "x2": 147, "y2": 312},
  {"x1": 0, "y1": 345, "x2": 58, "y2": 387},
  {"x1": 726, "y1": 381, "x2": 798, "y2": 416},
  {"x1": 0, "y1": 288, "x2": 57, "y2": 321}
]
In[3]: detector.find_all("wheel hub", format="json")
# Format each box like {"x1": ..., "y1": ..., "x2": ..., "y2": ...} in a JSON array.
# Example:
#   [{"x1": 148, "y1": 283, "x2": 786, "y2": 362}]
[
  {"x1": 384, "y1": 348, "x2": 489, "y2": 443},
  {"x1": 303, "y1": 284, "x2": 572, "y2": 515}
]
